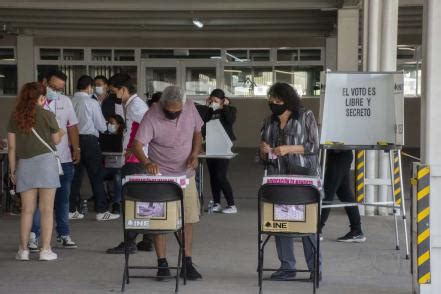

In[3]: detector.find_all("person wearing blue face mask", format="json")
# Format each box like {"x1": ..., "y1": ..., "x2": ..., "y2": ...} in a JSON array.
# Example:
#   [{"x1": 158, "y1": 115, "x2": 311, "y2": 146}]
[
  {"x1": 30, "y1": 70, "x2": 81, "y2": 251},
  {"x1": 46, "y1": 86, "x2": 61, "y2": 101}
]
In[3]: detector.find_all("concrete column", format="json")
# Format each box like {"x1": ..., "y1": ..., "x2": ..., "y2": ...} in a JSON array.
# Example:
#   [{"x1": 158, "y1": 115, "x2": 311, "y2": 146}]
[
  {"x1": 337, "y1": 9, "x2": 359, "y2": 71},
  {"x1": 362, "y1": 0, "x2": 369, "y2": 72},
  {"x1": 16, "y1": 35, "x2": 35, "y2": 89},
  {"x1": 420, "y1": 0, "x2": 441, "y2": 292},
  {"x1": 337, "y1": 7, "x2": 360, "y2": 213},
  {"x1": 366, "y1": 0, "x2": 382, "y2": 216},
  {"x1": 325, "y1": 37, "x2": 337, "y2": 71},
  {"x1": 378, "y1": 0, "x2": 399, "y2": 216}
]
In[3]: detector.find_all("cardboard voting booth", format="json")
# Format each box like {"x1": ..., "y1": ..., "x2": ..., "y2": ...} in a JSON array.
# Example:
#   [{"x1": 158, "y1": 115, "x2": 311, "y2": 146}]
[
  {"x1": 260, "y1": 175, "x2": 321, "y2": 234},
  {"x1": 320, "y1": 72, "x2": 404, "y2": 146},
  {"x1": 205, "y1": 119, "x2": 234, "y2": 156},
  {"x1": 122, "y1": 175, "x2": 188, "y2": 231}
]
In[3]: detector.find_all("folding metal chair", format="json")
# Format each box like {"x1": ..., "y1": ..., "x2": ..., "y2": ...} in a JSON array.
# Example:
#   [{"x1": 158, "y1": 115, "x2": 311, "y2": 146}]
[
  {"x1": 257, "y1": 183, "x2": 321, "y2": 294},
  {"x1": 121, "y1": 181, "x2": 186, "y2": 293}
]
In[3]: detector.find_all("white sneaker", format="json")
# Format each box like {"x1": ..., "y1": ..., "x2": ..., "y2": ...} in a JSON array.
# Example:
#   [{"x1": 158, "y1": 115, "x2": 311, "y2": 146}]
[
  {"x1": 28, "y1": 232, "x2": 39, "y2": 252},
  {"x1": 39, "y1": 249, "x2": 57, "y2": 261},
  {"x1": 96, "y1": 211, "x2": 120, "y2": 221},
  {"x1": 15, "y1": 248, "x2": 30, "y2": 261},
  {"x1": 69, "y1": 211, "x2": 84, "y2": 220},
  {"x1": 222, "y1": 205, "x2": 238, "y2": 214},
  {"x1": 212, "y1": 203, "x2": 222, "y2": 213}
]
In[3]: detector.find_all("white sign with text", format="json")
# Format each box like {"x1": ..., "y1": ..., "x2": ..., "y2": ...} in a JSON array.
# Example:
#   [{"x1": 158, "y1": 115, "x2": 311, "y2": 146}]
[{"x1": 320, "y1": 72, "x2": 404, "y2": 146}]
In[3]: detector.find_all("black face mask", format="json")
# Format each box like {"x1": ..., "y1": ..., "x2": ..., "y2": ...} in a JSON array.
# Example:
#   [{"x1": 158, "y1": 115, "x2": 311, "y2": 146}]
[
  {"x1": 163, "y1": 109, "x2": 182, "y2": 120},
  {"x1": 269, "y1": 103, "x2": 287, "y2": 116}
]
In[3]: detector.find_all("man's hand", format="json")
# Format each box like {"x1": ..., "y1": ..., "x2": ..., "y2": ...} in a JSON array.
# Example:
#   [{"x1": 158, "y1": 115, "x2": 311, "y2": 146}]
[
  {"x1": 72, "y1": 148, "x2": 81, "y2": 164},
  {"x1": 145, "y1": 162, "x2": 160, "y2": 175},
  {"x1": 273, "y1": 145, "x2": 290, "y2": 157},
  {"x1": 186, "y1": 154, "x2": 199, "y2": 170}
]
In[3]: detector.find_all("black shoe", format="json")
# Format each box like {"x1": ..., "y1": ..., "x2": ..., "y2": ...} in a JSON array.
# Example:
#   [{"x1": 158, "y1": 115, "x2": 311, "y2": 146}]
[
  {"x1": 336, "y1": 231, "x2": 366, "y2": 243},
  {"x1": 157, "y1": 258, "x2": 171, "y2": 281},
  {"x1": 111, "y1": 203, "x2": 121, "y2": 214},
  {"x1": 106, "y1": 242, "x2": 137, "y2": 254},
  {"x1": 137, "y1": 239, "x2": 153, "y2": 252},
  {"x1": 180, "y1": 257, "x2": 202, "y2": 280},
  {"x1": 270, "y1": 269, "x2": 297, "y2": 281},
  {"x1": 310, "y1": 271, "x2": 323, "y2": 282}
]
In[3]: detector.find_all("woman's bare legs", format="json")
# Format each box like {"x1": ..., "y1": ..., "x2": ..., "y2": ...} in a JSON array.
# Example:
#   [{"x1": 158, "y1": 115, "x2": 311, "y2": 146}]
[
  {"x1": 38, "y1": 188, "x2": 56, "y2": 250},
  {"x1": 19, "y1": 189, "x2": 38, "y2": 250}
]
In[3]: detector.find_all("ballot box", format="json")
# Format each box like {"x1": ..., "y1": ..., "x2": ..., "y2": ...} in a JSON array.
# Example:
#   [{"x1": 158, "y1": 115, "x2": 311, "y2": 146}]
[
  {"x1": 260, "y1": 175, "x2": 321, "y2": 234},
  {"x1": 122, "y1": 175, "x2": 189, "y2": 231}
]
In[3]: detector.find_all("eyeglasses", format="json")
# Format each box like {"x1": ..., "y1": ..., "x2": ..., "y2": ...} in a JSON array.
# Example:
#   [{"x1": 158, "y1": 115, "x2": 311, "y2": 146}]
[{"x1": 48, "y1": 85, "x2": 64, "y2": 94}]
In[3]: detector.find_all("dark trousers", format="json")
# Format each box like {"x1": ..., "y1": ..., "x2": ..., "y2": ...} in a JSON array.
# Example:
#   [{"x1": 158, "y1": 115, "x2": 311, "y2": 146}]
[
  {"x1": 121, "y1": 163, "x2": 151, "y2": 244},
  {"x1": 320, "y1": 150, "x2": 362, "y2": 233},
  {"x1": 206, "y1": 158, "x2": 235, "y2": 206},
  {"x1": 70, "y1": 135, "x2": 108, "y2": 213}
]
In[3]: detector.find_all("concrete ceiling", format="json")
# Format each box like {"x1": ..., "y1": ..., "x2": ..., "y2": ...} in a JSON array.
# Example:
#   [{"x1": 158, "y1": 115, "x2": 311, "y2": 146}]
[{"x1": 0, "y1": 0, "x2": 422, "y2": 43}]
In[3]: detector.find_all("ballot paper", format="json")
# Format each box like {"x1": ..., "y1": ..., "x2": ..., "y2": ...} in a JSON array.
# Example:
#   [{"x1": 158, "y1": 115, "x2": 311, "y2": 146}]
[
  {"x1": 268, "y1": 149, "x2": 278, "y2": 160},
  {"x1": 122, "y1": 175, "x2": 189, "y2": 188},
  {"x1": 262, "y1": 175, "x2": 322, "y2": 189}
]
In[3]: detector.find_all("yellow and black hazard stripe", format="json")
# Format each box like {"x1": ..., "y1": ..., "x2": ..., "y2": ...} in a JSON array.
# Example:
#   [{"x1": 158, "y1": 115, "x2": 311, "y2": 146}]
[
  {"x1": 355, "y1": 150, "x2": 365, "y2": 203},
  {"x1": 393, "y1": 151, "x2": 403, "y2": 206},
  {"x1": 416, "y1": 165, "x2": 431, "y2": 284}
]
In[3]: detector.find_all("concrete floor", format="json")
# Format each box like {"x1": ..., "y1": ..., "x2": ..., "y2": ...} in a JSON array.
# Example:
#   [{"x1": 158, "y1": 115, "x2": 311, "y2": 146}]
[{"x1": 0, "y1": 149, "x2": 414, "y2": 294}]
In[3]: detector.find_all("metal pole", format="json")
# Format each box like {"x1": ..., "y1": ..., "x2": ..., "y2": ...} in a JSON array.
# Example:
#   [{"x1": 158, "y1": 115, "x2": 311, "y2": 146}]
[
  {"x1": 390, "y1": 150, "x2": 400, "y2": 250},
  {"x1": 379, "y1": 0, "x2": 399, "y2": 216},
  {"x1": 366, "y1": 0, "x2": 382, "y2": 216},
  {"x1": 398, "y1": 150, "x2": 410, "y2": 259}
]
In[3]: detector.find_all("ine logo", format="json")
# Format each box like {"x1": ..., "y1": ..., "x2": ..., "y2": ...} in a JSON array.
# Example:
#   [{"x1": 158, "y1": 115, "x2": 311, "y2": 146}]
[
  {"x1": 394, "y1": 83, "x2": 404, "y2": 92},
  {"x1": 264, "y1": 221, "x2": 288, "y2": 229},
  {"x1": 127, "y1": 219, "x2": 149, "y2": 228}
]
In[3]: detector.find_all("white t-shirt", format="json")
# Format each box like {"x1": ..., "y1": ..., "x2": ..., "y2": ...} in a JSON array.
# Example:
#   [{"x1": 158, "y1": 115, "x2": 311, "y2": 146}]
[
  {"x1": 44, "y1": 94, "x2": 79, "y2": 163},
  {"x1": 123, "y1": 94, "x2": 148, "y2": 162}
]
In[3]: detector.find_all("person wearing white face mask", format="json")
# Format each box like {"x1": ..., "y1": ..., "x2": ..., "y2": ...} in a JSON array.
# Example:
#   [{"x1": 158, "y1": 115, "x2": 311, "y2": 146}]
[
  {"x1": 205, "y1": 89, "x2": 238, "y2": 214},
  {"x1": 93, "y1": 75, "x2": 123, "y2": 120},
  {"x1": 100, "y1": 114, "x2": 125, "y2": 214},
  {"x1": 70, "y1": 75, "x2": 119, "y2": 222},
  {"x1": 106, "y1": 73, "x2": 153, "y2": 254},
  {"x1": 30, "y1": 70, "x2": 81, "y2": 252}
]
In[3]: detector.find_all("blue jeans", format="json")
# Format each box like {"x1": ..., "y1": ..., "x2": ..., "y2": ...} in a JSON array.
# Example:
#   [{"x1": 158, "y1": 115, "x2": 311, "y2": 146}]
[
  {"x1": 103, "y1": 168, "x2": 122, "y2": 204},
  {"x1": 32, "y1": 162, "x2": 75, "y2": 238}
]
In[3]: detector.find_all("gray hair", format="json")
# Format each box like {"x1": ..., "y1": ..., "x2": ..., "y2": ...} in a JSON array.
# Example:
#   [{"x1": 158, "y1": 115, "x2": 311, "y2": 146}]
[{"x1": 160, "y1": 85, "x2": 186, "y2": 104}]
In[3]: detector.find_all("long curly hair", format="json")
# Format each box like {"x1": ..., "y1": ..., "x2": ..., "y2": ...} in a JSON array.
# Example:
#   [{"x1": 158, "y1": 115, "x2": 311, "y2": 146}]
[
  {"x1": 14, "y1": 82, "x2": 46, "y2": 133},
  {"x1": 267, "y1": 82, "x2": 303, "y2": 113}
]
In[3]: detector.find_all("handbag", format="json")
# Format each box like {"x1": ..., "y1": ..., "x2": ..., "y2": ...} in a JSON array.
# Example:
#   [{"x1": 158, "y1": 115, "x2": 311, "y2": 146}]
[{"x1": 31, "y1": 128, "x2": 64, "y2": 175}]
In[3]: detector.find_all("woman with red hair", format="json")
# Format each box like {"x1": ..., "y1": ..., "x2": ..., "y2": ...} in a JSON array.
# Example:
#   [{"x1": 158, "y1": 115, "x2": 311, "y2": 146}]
[{"x1": 8, "y1": 82, "x2": 64, "y2": 261}]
